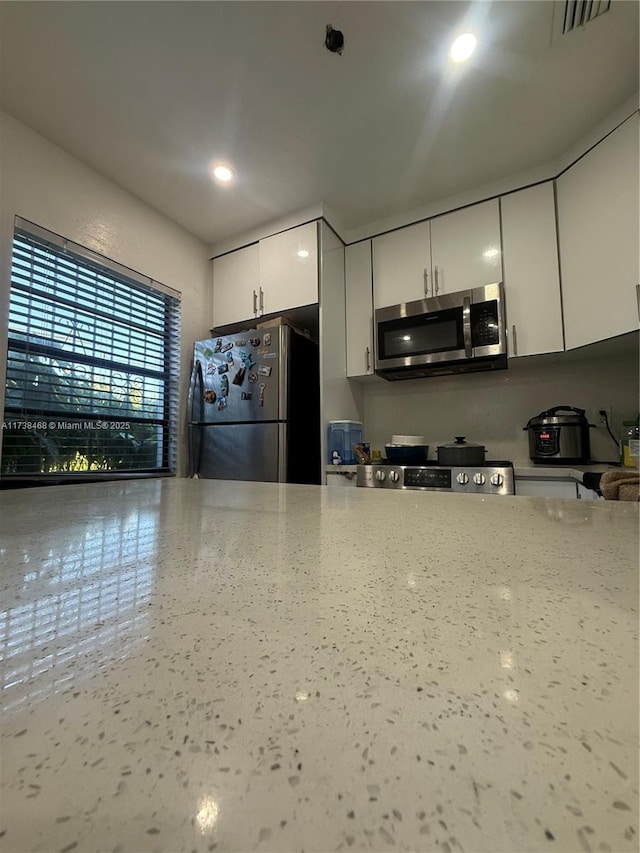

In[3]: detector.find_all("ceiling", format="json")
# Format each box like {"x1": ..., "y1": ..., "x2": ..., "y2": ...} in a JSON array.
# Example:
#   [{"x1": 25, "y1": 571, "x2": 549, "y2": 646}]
[{"x1": 0, "y1": 1, "x2": 638, "y2": 247}]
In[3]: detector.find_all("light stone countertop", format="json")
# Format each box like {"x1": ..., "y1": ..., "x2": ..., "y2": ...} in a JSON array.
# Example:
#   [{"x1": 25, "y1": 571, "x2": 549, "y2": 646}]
[{"x1": 0, "y1": 478, "x2": 638, "y2": 853}]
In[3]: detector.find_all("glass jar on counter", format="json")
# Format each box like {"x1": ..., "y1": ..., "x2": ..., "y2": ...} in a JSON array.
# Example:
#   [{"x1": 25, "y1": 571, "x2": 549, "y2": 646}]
[{"x1": 621, "y1": 417, "x2": 640, "y2": 468}]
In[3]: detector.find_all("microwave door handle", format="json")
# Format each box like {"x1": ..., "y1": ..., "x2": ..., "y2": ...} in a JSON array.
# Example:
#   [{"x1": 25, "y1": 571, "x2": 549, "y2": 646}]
[{"x1": 462, "y1": 295, "x2": 473, "y2": 357}]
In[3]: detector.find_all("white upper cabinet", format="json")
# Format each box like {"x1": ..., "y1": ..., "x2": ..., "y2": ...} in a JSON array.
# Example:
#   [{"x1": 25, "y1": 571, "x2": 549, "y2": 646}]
[
  {"x1": 259, "y1": 222, "x2": 318, "y2": 316},
  {"x1": 371, "y1": 200, "x2": 502, "y2": 310},
  {"x1": 372, "y1": 221, "x2": 431, "y2": 309},
  {"x1": 212, "y1": 223, "x2": 319, "y2": 327},
  {"x1": 429, "y1": 199, "x2": 502, "y2": 295},
  {"x1": 556, "y1": 115, "x2": 640, "y2": 350},
  {"x1": 345, "y1": 241, "x2": 374, "y2": 377},
  {"x1": 500, "y1": 183, "x2": 564, "y2": 357},
  {"x1": 212, "y1": 243, "x2": 260, "y2": 327}
]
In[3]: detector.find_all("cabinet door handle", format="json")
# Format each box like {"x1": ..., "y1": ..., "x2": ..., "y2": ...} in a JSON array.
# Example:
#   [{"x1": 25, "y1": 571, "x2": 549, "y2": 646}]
[
  {"x1": 434, "y1": 265, "x2": 440, "y2": 295},
  {"x1": 512, "y1": 324, "x2": 518, "y2": 356},
  {"x1": 259, "y1": 287, "x2": 264, "y2": 315},
  {"x1": 365, "y1": 346, "x2": 371, "y2": 372},
  {"x1": 423, "y1": 268, "x2": 429, "y2": 297},
  {"x1": 636, "y1": 284, "x2": 640, "y2": 322},
  {"x1": 252, "y1": 290, "x2": 257, "y2": 317}
]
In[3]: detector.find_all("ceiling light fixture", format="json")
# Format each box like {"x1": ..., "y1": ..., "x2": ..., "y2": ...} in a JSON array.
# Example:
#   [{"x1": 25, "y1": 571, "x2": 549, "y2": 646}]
[
  {"x1": 297, "y1": 249, "x2": 310, "y2": 258},
  {"x1": 212, "y1": 164, "x2": 234, "y2": 183},
  {"x1": 449, "y1": 33, "x2": 477, "y2": 63}
]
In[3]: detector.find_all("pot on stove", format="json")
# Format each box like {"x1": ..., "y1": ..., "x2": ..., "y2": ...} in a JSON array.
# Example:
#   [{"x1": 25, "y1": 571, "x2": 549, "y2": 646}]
[
  {"x1": 437, "y1": 436, "x2": 487, "y2": 466},
  {"x1": 524, "y1": 405, "x2": 593, "y2": 464}
]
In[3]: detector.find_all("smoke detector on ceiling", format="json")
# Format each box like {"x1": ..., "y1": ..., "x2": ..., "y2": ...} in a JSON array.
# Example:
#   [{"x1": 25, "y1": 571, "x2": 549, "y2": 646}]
[{"x1": 325, "y1": 24, "x2": 344, "y2": 55}]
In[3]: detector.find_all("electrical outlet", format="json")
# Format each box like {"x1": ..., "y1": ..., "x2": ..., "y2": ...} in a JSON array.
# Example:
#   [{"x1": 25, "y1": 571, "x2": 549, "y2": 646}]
[{"x1": 597, "y1": 406, "x2": 612, "y2": 426}]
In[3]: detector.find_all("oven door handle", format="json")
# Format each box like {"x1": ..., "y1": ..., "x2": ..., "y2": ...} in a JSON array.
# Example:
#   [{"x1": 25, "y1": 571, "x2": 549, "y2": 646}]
[{"x1": 462, "y1": 295, "x2": 473, "y2": 357}]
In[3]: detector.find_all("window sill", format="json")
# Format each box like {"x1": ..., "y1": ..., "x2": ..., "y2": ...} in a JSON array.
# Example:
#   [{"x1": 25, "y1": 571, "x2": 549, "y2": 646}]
[{"x1": 0, "y1": 471, "x2": 174, "y2": 488}]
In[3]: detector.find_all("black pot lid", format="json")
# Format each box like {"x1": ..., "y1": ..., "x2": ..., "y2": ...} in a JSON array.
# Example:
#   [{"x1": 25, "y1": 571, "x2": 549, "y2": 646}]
[{"x1": 438, "y1": 436, "x2": 485, "y2": 450}]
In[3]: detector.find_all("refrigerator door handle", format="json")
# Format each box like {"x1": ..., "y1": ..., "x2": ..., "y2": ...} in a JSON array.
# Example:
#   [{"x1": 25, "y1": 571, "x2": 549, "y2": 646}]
[
  {"x1": 188, "y1": 423, "x2": 202, "y2": 478},
  {"x1": 187, "y1": 359, "x2": 203, "y2": 424},
  {"x1": 187, "y1": 360, "x2": 204, "y2": 477},
  {"x1": 278, "y1": 422, "x2": 287, "y2": 482}
]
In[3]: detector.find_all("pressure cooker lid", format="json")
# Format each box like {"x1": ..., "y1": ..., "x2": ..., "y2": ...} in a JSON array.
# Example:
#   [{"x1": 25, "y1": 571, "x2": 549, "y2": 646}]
[{"x1": 527, "y1": 405, "x2": 588, "y2": 428}]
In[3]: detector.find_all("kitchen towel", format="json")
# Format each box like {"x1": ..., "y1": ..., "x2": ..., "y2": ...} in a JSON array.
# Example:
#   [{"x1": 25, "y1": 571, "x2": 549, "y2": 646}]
[{"x1": 600, "y1": 470, "x2": 640, "y2": 502}]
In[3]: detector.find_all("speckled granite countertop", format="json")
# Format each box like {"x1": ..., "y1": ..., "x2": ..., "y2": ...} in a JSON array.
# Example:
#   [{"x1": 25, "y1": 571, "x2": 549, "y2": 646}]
[{"x1": 1, "y1": 479, "x2": 638, "y2": 853}]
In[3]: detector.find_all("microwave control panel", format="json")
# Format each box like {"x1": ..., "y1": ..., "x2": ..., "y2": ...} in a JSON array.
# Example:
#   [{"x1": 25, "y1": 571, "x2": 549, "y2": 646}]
[{"x1": 471, "y1": 301, "x2": 500, "y2": 346}]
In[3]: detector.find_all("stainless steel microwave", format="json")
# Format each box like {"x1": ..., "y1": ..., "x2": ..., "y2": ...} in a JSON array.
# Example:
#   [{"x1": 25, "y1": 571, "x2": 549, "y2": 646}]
[{"x1": 374, "y1": 282, "x2": 507, "y2": 380}]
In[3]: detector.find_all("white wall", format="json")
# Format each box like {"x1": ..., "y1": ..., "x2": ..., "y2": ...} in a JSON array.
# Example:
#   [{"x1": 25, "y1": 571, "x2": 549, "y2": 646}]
[
  {"x1": 0, "y1": 111, "x2": 212, "y2": 476},
  {"x1": 361, "y1": 335, "x2": 639, "y2": 466}
]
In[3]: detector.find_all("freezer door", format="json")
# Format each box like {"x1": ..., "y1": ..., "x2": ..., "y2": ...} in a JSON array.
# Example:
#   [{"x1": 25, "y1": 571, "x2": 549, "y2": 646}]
[
  {"x1": 196, "y1": 422, "x2": 286, "y2": 482},
  {"x1": 194, "y1": 328, "x2": 285, "y2": 423}
]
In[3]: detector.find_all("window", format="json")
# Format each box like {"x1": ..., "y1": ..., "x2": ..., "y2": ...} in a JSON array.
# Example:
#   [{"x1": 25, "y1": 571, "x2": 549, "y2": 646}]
[{"x1": 1, "y1": 218, "x2": 181, "y2": 480}]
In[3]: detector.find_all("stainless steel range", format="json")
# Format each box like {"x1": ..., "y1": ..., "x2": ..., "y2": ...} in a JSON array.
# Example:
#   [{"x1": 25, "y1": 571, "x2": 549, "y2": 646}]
[{"x1": 357, "y1": 462, "x2": 515, "y2": 496}]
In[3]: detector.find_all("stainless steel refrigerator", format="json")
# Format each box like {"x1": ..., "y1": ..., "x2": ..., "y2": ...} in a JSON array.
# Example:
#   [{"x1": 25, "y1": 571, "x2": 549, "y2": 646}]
[{"x1": 187, "y1": 324, "x2": 320, "y2": 483}]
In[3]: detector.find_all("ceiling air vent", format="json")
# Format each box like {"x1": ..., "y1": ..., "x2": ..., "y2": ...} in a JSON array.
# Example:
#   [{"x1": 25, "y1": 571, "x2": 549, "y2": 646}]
[{"x1": 562, "y1": 0, "x2": 611, "y2": 33}]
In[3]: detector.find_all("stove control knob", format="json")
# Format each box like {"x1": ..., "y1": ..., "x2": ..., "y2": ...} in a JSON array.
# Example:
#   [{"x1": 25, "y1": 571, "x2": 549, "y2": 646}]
[
  {"x1": 490, "y1": 473, "x2": 504, "y2": 487},
  {"x1": 375, "y1": 470, "x2": 386, "y2": 482},
  {"x1": 389, "y1": 470, "x2": 400, "y2": 482},
  {"x1": 473, "y1": 473, "x2": 486, "y2": 485},
  {"x1": 456, "y1": 472, "x2": 469, "y2": 485}
]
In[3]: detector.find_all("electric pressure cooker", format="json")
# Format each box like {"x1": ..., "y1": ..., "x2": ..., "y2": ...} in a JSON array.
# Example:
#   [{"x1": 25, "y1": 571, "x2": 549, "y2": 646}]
[{"x1": 524, "y1": 405, "x2": 593, "y2": 464}]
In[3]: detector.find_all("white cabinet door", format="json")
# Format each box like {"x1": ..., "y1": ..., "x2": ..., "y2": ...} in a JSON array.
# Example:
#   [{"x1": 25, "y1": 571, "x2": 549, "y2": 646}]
[
  {"x1": 556, "y1": 115, "x2": 640, "y2": 350},
  {"x1": 372, "y1": 221, "x2": 431, "y2": 309},
  {"x1": 259, "y1": 222, "x2": 318, "y2": 316},
  {"x1": 430, "y1": 199, "x2": 502, "y2": 295},
  {"x1": 212, "y1": 243, "x2": 259, "y2": 327},
  {"x1": 500, "y1": 183, "x2": 564, "y2": 357},
  {"x1": 345, "y1": 241, "x2": 374, "y2": 377},
  {"x1": 515, "y1": 479, "x2": 578, "y2": 498},
  {"x1": 326, "y1": 471, "x2": 358, "y2": 487}
]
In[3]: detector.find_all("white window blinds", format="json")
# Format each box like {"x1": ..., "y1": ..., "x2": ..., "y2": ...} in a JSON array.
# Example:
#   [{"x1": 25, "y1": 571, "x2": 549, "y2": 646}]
[{"x1": 2, "y1": 219, "x2": 181, "y2": 480}]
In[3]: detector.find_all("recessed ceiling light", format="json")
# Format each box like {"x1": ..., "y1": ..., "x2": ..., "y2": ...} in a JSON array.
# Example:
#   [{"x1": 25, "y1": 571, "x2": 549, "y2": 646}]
[
  {"x1": 297, "y1": 249, "x2": 310, "y2": 258},
  {"x1": 212, "y1": 164, "x2": 234, "y2": 183},
  {"x1": 449, "y1": 33, "x2": 476, "y2": 64}
]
